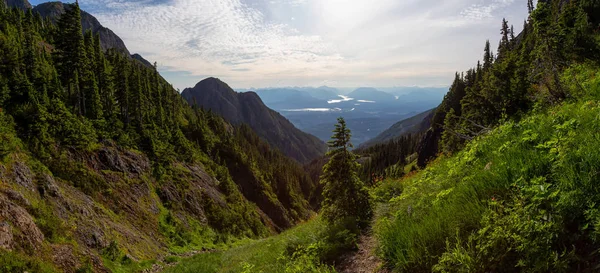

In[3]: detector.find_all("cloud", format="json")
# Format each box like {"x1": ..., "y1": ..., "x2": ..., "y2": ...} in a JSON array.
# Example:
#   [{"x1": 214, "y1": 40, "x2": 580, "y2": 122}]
[
  {"x1": 80, "y1": 0, "x2": 529, "y2": 89},
  {"x1": 461, "y1": 0, "x2": 515, "y2": 19}
]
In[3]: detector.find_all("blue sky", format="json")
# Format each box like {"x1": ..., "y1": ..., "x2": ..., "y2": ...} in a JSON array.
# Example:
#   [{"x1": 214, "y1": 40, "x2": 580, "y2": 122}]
[{"x1": 30, "y1": 0, "x2": 531, "y2": 90}]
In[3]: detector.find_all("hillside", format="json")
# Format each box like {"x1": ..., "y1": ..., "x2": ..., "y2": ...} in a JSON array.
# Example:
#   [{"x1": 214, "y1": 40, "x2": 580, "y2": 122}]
[
  {"x1": 0, "y1": 2, "x2": 319, "y2": 272},
  {"x1": 181, "y1": 78, "x2": 327, "y2": 163},
  {"x1": 368, "y1": 0, "x2": 600, "y2": 272},
  {"x1": 360, "y1": 108, "x2": 434, "y2": 149}
]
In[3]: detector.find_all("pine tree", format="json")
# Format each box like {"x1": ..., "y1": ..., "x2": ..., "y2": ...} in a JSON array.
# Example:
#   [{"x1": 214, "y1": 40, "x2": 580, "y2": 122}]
[
  {"x1": 483, "y1": 40, "x2": 493, "y2": 70},
  {"x1": 528, "y1": 0, "x2": 535, "y2": 14},
  {"x1": 498, "y1": 18, "x2": 511, "y2": 59},
  {"x1": 54, "y1": 2, "x2": 85, "y2": 93},
  {"x1": 320, "y1": 117, "x2": 372, "y2": 228}
]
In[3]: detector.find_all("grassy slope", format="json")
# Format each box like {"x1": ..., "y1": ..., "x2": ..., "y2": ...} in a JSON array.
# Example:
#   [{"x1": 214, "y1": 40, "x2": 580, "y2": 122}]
[
  {"x1": 166, "y1": 217, "x2": 334, "y2": 273},
  {"x1": 373, "y1": 63, "x2": 600, "y2": 271}
]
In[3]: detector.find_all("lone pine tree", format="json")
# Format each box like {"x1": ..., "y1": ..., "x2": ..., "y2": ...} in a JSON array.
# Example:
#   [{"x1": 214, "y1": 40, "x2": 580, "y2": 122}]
[{"x1": 320, "y1": 117, "x2": 372, "y2": 228}]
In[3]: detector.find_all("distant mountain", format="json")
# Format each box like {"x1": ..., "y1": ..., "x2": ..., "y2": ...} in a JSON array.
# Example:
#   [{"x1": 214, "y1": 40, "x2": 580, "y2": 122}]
[
  {"x1": 6, "y1": 0, "x2": 31, "y2": 9},
  {"x1": 32, "y1": 2, "x2": 131, "y2": 55},
  {"x1": 296, "y1": 86, "x2": 339, "y2": 100},
  {"x1": 360, "y1": 108, "x2": 435, "y2": 148},
  {"x1": 348, "y1": 87, "x2": 397, "y2": 103},
  {"x1": 182, "y1": 78, "x2": 327, "y2": 163},
  {"x1": 397, "y1": 89, "x2": 447, "y2": 103},
  {"x1": 255, "y1": 89, "x2": 316, "y2": 104}
]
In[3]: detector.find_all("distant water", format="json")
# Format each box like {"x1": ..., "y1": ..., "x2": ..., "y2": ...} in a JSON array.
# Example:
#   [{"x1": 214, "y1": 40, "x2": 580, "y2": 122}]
[
  {"x1": 328, "y1": 95, "x2": 354, "y2": 104},
  {"x1": 283, "y1": 108, "x2": 343, "y2": 112}
]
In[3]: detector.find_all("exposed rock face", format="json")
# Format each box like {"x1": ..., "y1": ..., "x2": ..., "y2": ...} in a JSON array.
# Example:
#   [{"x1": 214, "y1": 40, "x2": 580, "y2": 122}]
[
  {"x1": 0, "y1": 194, "x2": 44, "y2": 250},
  {"x1": 11, "y1": 161, "x2": 34, "y2": 192},
  {"x1": 182, "y1": 77, "x2": 326, "y2": 163},
  {"x1": 0, "y1": 221, "x2": 13, "y2": 250}
]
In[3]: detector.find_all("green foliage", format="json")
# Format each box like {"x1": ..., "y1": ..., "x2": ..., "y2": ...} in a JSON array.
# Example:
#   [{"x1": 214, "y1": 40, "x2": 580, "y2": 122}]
[
  {"x1": 357, "y1": 133, "x2": 421, "y2": 184},
  {"x1": 0, "y1": 250, "x2": 57, "y2": 273},
  {"x1": 375, "y1": 94, "x2": 600, "y2": 271},
  {"x1": 31, "y1": 199, "x2": 68, "y2": 243},
  {"x1": 282, "y1": 243, "x2": 336, "y2": 273},
  {"x1": 0, "y1": 5, "x2": 317, "y2": 268},
  {"x1": 165, "y1": 218, "x2": 335, "y2": 273},
  {"x1": 0, "y1": 111, "x2": 21, "y2": 160},
  {"x1": 421, "y1": 0, "x2": 600, "y2": 161},
  {"x1": 321, "y1": 118, "x2": 372, "y2": 229}
]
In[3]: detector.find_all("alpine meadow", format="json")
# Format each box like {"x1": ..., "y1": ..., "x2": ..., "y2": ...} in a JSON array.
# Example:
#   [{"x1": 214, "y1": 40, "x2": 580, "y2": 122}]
[{"x1": 1, "y1": 0, "x2": 600, "y2": 272}]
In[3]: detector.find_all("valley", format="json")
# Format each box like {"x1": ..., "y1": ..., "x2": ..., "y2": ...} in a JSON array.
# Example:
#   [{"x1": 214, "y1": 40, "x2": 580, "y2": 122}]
[
  {"x1": 2, "y1": 0, "x2": 600, "y2": 272},
  {"x1": 242, "y1": 87, "x2": 444, "y2": 146}
]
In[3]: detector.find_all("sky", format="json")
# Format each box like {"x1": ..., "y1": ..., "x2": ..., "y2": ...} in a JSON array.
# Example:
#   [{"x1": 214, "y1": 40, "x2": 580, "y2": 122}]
[{"x1": 30, "y1": 0, "x2": 531, "y2": 90}]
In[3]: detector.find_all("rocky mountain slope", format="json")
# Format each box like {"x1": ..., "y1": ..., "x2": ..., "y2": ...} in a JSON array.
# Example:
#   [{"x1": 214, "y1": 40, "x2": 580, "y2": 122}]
[
  {"x1": 0, "y1": 2, "x2": 319, "y2": 272},
  {"x1": 182, "y1": 78, "x2": 327, "y2": 163}
]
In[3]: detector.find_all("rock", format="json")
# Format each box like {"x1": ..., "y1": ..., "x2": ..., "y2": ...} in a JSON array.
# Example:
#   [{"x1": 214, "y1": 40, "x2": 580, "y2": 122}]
[
  {"x1": 12, "y1": 162, "x2": 35, "y2": 192},
  {"x1": 1, "y1": 188, "x2": 31, "y2": 208},
  {"x1": 98, "y1": 147, "x2": 128, "y2": 173},
  {"x1": 0, "y1": 195, "x2": 44, "y2": 250},
  {"x1": 39, "y1": 173, "x2": 61, "y2": 198},
  {"x1": 78, "y1": 225, "x2": 107, "y2": 249},
  {"x1": 0, "y1": 221, "x2": 13, "y2": 250},
  {"x1": 52, "y1": 244, "x2": 80, "y2": 273}
]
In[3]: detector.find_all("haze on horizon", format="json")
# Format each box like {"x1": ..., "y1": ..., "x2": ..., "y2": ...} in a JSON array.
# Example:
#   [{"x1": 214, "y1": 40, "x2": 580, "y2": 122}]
[{"x1": 30, "y1": 0, "x2": 531, "y2": 90}]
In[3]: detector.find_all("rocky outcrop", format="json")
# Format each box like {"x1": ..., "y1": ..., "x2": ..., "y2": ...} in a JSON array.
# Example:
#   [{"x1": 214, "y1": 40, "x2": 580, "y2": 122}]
[
  {"x1": 0, "y1": 194, "x2": 44, "y2": 250},
  {"x1": 0, "y1": 221, "x2": 13, "y2": 250}
]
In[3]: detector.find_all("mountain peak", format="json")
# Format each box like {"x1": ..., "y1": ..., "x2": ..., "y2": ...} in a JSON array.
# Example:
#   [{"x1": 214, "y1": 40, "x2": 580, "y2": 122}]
[
  {"x1": 6, "y1": 0, "x2": 31, "y2": 10},
  {"x1": 32, "y1": 2, "x2": 131, "y2": 55},
  {"x1": 182, "y1": 78, "x2": 326, "y2": 163}
]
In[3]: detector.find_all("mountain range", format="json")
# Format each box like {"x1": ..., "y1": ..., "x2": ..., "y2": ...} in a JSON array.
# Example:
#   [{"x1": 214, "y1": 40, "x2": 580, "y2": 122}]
[{"x1": 244, "y1": 86, "x2": 444, "y2": 146}]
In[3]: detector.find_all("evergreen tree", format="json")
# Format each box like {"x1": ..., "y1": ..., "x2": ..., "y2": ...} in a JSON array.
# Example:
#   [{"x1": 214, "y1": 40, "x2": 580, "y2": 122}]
[
  {"x1": 528, "y1": 0, "x2": 535, "y2": 15},
  {"x1": 54, "y1": 1, "x2": 85, "y2": 90},
  {"x1": 320, "y1": 117, "x2": 371, "y2": 228},
  {"x1": 483, "y1": 40, "x2": 493, "y2": 70}
]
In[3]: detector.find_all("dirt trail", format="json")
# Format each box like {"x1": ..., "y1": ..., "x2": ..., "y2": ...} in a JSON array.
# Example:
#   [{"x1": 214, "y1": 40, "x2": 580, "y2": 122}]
[{"x1": 336, "y1": 233, "x2": 389, "y2": 273}]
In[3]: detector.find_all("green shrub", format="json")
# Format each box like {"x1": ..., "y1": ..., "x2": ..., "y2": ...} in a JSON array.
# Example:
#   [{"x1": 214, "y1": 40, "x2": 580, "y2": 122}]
[
  {"x1": 375, "y1": 99, "x2": 600, "y2": 272},
  {"x1": 282, "y1": 243, "x2": 336, "y2": 273},
  {"x1": 0, "y1": 250, "x2": 57, "y2": 273}
]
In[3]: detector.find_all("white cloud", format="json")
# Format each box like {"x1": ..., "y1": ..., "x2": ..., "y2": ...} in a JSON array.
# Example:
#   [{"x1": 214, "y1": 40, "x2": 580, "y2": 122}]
[
  {"x1": 82, "y1": 0, "x2": 529, "y2": 89},
  {"x1": 461, "y1": 0, "x2": 516, "y2": 19}
]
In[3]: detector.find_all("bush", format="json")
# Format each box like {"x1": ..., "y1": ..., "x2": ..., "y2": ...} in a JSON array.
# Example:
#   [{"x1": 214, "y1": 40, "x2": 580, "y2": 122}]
[
  {"x1": 282, "y1": 243, "x2": 336, "y2": 273},
  {"x1": 0, "y1": 250, "x2": 56, "y2": 273},
  {"x1": 375, "y1": 99, "x2": 600, "y2": 272}
]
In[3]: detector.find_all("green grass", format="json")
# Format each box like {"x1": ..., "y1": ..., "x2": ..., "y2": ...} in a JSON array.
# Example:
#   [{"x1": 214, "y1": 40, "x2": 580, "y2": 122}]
[
  {"x1": 164, "y1": 217, "x2": 333, "y2": 273},
  {"x1": 373, "y1": 64, "x2": 600, "y2": 272}
]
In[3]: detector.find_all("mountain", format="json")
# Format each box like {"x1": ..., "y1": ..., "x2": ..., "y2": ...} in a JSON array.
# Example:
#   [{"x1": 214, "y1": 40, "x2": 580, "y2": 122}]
[
  {"x1": 360, "y1": 108, "x2": 435, "y2": 148},
  {"x1": 396, "y1": 89, "x2": 447, "y2": 103},
  {"x1": 32, "y1": 2, "x2": 131, "y2": 55},
  {"x1": 182, "y1": 78, "x2": 327, "y2": 163},
  {"x1": 254, "y1": 88, "x2": 319, "y2": 105},
  {"x1": 348, "y1": 87, "x2": 397, "y2": 102},
  {"x1": 6, "y1": 0, "x2": 31, "y2": 9},
  {"x1": 0, "y1": 3, "x2": 323, "y2": 271},
  {"x1": 296, "y1": 86, "x2": 340, "y2": 100}
]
